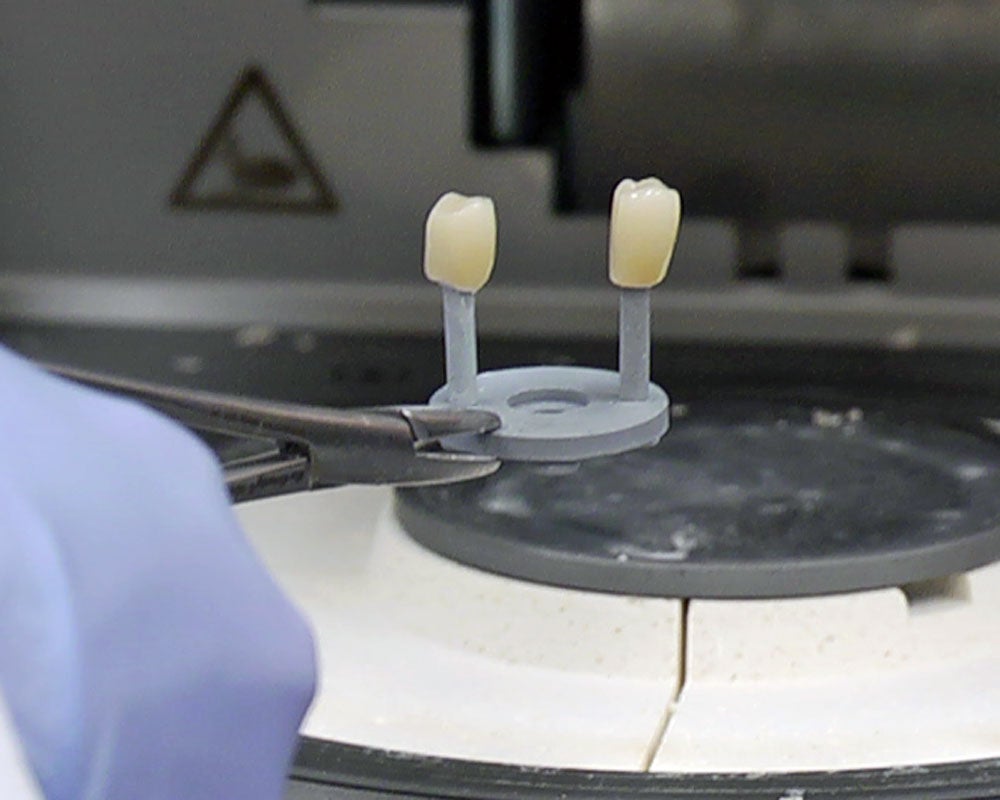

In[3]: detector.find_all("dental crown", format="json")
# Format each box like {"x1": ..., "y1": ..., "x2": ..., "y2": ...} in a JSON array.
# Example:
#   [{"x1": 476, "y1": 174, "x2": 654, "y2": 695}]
[
  {"x1": 609, "y1": 177, "x2": 682, "y2": 289},
  {"x1": 423, "y1": 192, "x2": 498, "y2": 293}
]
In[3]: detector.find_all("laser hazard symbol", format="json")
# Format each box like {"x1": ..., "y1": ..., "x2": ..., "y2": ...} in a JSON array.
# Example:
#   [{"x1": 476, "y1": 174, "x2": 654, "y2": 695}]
[{"x1": 170, "y1": 66, "x2": 338, "y2": 213}]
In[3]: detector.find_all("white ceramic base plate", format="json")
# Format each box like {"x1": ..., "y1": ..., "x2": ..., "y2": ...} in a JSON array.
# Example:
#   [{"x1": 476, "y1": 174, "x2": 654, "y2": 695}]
[
  {"x1": 238, "y1": 486, "x2": 682, "y2": 770},
  {"x1": 653, "y1": 565, "x2": 1000, "y2": 772},
  {"x1": 237, "y1": 486, "x2": 1000, "y2": 773}
]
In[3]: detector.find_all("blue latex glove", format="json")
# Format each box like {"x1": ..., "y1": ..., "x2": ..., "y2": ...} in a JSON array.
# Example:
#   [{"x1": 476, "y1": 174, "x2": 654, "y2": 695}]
[{"x1": 0, "y1": 345, "x2": 316, "y2": 800}]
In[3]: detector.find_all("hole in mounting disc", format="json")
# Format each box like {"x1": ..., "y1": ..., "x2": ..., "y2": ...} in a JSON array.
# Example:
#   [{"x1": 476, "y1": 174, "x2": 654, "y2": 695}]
[{"x1": 507, "y1": 388, "x2": 590, "y2": 415}]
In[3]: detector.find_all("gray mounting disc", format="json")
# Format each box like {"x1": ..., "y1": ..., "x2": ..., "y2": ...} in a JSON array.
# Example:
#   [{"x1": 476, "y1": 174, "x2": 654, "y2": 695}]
[
  {"x1": 430, "y1": 366, "x2": 669, "y2": 461},
  {"x1": 396, "y1": 399, "x2": 1000, "y2": 599}
]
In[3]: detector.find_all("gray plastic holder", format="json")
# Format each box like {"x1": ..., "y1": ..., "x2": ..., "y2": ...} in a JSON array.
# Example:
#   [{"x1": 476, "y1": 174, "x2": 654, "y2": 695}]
[{"x1": 430, "y1": 366, "x2": 670, "y2": 461}]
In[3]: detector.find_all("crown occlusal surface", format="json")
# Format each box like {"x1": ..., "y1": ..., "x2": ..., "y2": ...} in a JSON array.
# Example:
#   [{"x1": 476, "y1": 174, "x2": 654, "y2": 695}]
[
  {"x1": 609, "y1": 178, "x2": 681, "y2": 289},
  {"x1": 424, "y1": 192, "x2": 498, "y2": 293}
]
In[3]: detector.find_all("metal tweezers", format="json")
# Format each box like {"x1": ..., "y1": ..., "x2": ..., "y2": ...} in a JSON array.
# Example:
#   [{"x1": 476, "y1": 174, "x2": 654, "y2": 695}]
[{"x1": 44, "y1": 363, "x2": 500, "y2": 502}]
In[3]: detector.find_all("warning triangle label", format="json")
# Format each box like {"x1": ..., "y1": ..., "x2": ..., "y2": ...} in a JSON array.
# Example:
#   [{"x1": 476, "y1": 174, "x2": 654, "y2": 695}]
[{"x1": 170, "y1": 66, "x2": 338, "y2": 213}]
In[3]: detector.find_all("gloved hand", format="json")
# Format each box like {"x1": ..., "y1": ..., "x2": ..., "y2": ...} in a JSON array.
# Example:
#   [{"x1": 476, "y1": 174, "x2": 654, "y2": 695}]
[{"x1": 0, "y1": 345, "x2": 316, "y2": 800}]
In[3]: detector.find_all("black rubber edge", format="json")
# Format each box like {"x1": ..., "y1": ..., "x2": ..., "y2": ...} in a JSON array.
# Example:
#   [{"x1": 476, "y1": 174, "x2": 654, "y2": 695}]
[{"x1": 289, "y1": 739, "x2": 1000, "y2": 800}]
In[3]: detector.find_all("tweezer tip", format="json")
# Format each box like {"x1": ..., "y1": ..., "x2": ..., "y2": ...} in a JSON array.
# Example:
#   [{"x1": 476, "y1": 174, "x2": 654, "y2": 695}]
[{"x1": 397, "y1": 406, "x2": 502, "y2": 446}]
